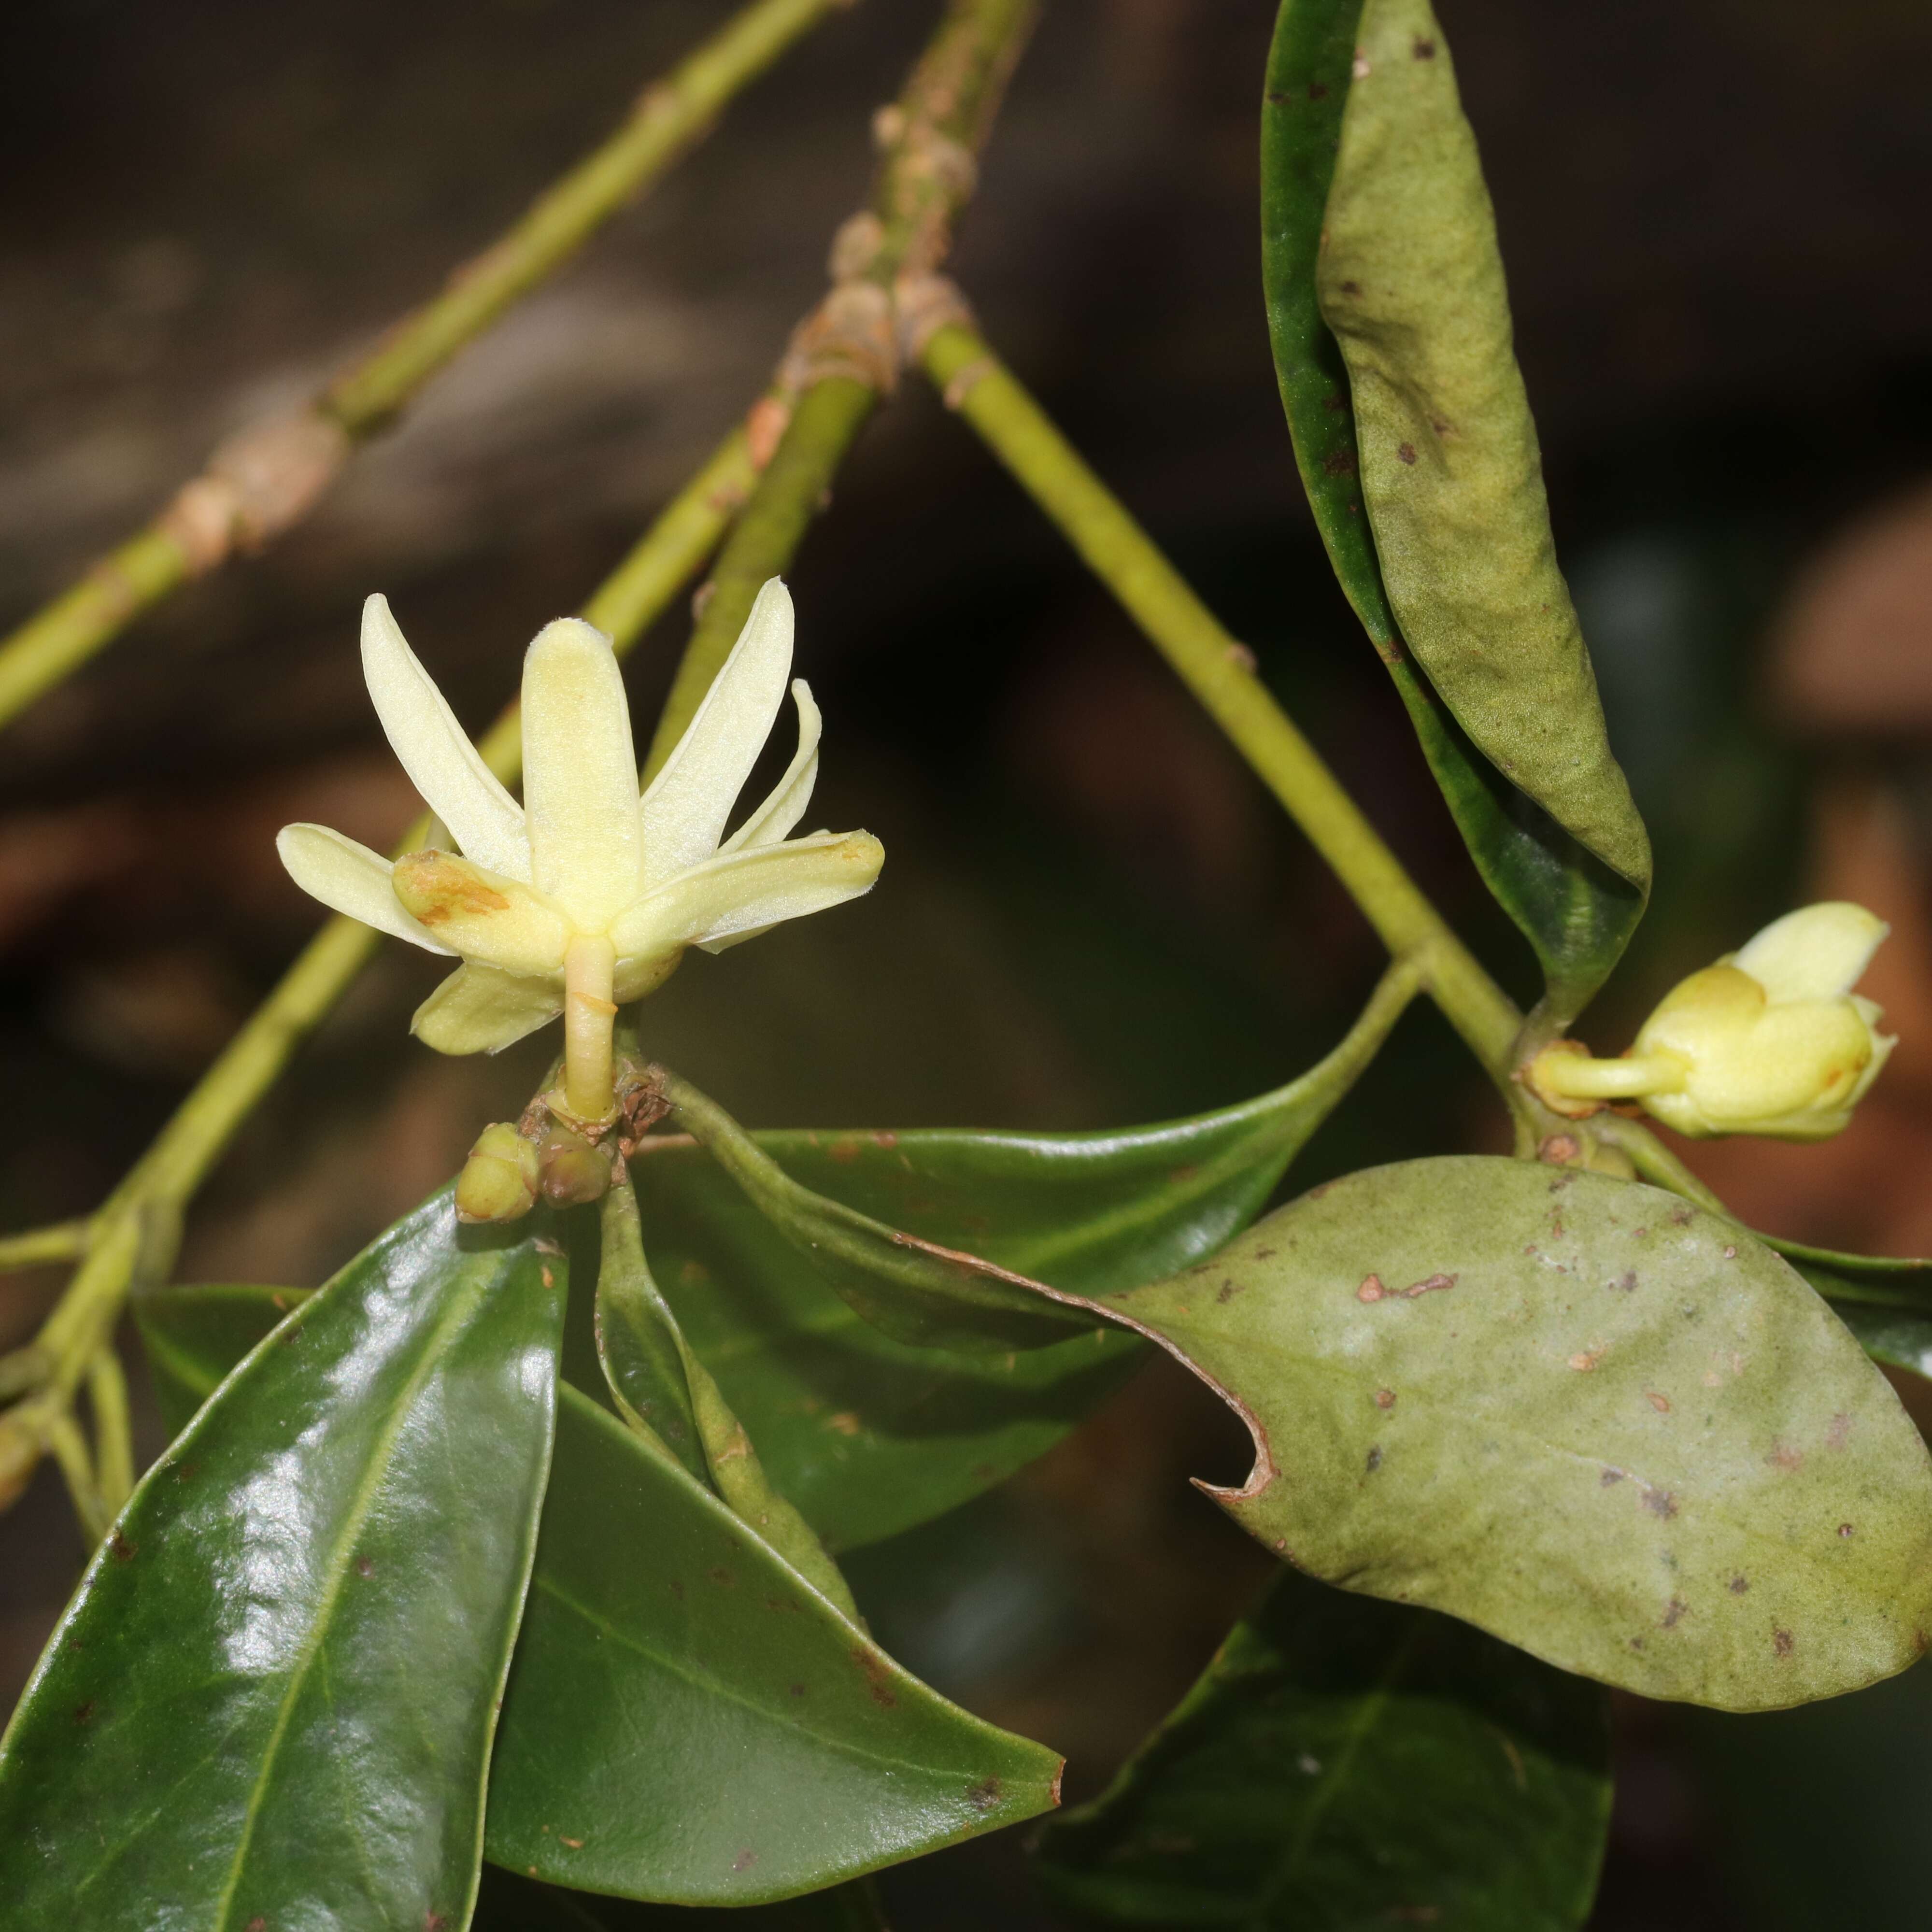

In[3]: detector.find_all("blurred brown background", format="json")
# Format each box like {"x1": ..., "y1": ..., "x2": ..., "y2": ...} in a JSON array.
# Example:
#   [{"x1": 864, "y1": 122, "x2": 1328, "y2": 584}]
[{"x1": 4, "y1": 0, "x2": 1932, "y2": 1925}]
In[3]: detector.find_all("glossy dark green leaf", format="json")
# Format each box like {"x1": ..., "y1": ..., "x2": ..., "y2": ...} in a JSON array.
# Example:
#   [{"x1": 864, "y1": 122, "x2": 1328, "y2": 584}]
[
  {"x1": 597, "y1": 1176, "x2": 858, "y2": 1616},
  {"x1": 658, "y1": 1069, "x2": 1094, "y2": 1352},
  {"x1": 1035, "y1": 1565, "x2": 1612, "y2": 1928},
  {"x1": 474, "y1": 1864, "x2": 889, "y2": 1928},
  {"x1": 635, "y1": 971, "x2": 1415, "y2": 1546},
  {"x1": 1099, "y1": 1158, "x2": 1932, "y2": 1709},
  {"x1": 1831, "y1": 1303, "x2": 1932, "y2": 1383},
  {"x1": 1762, "y1": 1233, "x2": 1932, "y2": 1300},
  {"x1": 131, "y1": 1280, "x2": 311, "y2": 1437},
  {"x1": 1261, "y1": 0, "x2": 1646, "y2": 1019},
  {"x1": 485, "y1": 1385, "x2": 1062, "y2": 1905},
  {"x1": 0, "y1": 1190, "x2": 566, "y2": 1931}
]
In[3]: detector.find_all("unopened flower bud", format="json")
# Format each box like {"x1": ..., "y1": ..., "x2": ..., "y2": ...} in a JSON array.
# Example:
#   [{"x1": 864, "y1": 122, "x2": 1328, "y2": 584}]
[
  {"x1": 455, "y1": 1122, "x2": 540, "y2": 1224},
  {"x1": 538, "y1": 1124, "x2": 611, "y2": 1207},
  {"x1": 1528, "y1": 902, "x2": 1896, "y2": 1141}
]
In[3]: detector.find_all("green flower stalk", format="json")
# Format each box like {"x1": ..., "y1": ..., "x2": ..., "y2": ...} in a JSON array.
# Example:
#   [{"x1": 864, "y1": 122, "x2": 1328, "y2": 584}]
[
  {"x1": 279, "y1": 578, "x2": 882, "y2": 1125},
  {"x1": 1528, "y1": 902, "x2": 1895, "y2": 1141}
]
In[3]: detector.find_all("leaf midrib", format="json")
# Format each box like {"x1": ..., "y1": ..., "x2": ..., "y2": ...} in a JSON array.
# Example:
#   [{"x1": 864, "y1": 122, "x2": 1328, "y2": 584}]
[
  {"x1": 209, "y1": 1266, "x2": 491, "y2": 1929},
  {"x1": 528, "y1": 1570, "x2": 1042, "y2": 1790}
]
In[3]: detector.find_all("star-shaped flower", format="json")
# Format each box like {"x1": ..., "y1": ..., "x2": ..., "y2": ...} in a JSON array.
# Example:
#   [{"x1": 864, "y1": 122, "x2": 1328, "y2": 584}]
[{"x1": 278, "y1": 578, "x2": 882, "y2": 1120}]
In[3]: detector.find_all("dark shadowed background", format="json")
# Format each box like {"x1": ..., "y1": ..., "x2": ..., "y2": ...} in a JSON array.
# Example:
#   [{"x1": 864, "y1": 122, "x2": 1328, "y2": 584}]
[{"x1": 4, "y1": 1, "x2": 1932, "y2": 1924}]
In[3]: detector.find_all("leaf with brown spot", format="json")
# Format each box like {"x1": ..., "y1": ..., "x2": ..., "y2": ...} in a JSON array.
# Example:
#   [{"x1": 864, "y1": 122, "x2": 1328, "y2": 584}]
[
  {"x1": 1099, "y1": 1157, "x2": 1932, "y2": 1709},
  {"x1": 1262, "y1": 0, "x2": 1646, "y2": 1022}
]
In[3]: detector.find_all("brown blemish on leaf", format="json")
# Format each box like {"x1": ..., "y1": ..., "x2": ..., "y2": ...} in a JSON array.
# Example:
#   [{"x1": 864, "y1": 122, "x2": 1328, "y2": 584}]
[
  {"x1": 827, "y1": 1136, "x2": 861, "y2": 1164},
  {"x1": 246, "y1": 1920, "x2": 267, "y2": 1932},
  {"x1": 425, "y1": 1914, "x2": 447, "y2": 1932},
  {"x1": 1339, "y1": 279, "x2": 1362, "y2": 296},
  {"x1": 1404, "y1": 1272, "x2": 1456, "y2": 1298},
  {"x1": 1254, "y1": 1246, "x2": 1276, "y2": 1259},
  {"x1": 966, "y1": 1776, "x2": 1004, "y2": 1812},
  {"x1": 1397, "y1": 441, "x2": 1418, "y2": 465},
  {"x1": 732, "y1": 1850, "x2": 758, "y2": 1872},
  {"x1": 1601, "y1": 1469, "x2": 1625, "y2": 1486},
  {"x1": 1216, "y1": 1277, "x2": 1242, "y2": 1304},
  {"x1": 356, "y1": 1555, "x2": 373, "y2": 1578},
  {"x1": 1662, "y1": 1598, "x2": 1687, "y2": 1629},
  {"x1": 1365, "y1": 1445, "x2": 1383, "y2": 1473},
  {"x1": 1723, "y1": 1244, "x2": 1737, "y2": 1259},
  {"x1": 1374, "y1": 1388, "x2": 1396, "y2": 1409},
  {"x1": 668, "y1": 1578, "x2": 685, "y2": 1601},
  {"x1": 1569, "y1": 1349, "x2": 1604, "y2": 1372},
  {"x1": 827, "y1": 1412, "x2": 861, "y2": 1436},
  {"x1": 853, "y1": 1646, "x2": 898, "y2": 1708},
  {"x1": 559, "y1": 1836, "x2": 584, "y2": 1850},
  {"x1": 1614, "y1": 1272, "x2": 1638, "y2": 1294},
  {"x1": 1643, "y1": 1488, "x2": 1679, "y2": 1520},
  {"x1": 1308, "y1": 80, "x2": 1330, "y2": 99},
  {"x1": 1826, "y1": 1412, "x2": 1852, "y2": 1450},
  {"x1": 1768, "y1": 1442, "x2": 1804, "y2": 1473},
  {"x1": 1322, "y1": 449, "x2": 1357, "y2": 478},
  {"x1": 708, "y1": 1566, "x2": 735, "y2": 1588},
  {"x1": 1839, "y1": 1522, "x2": 1856, "y2": 1538},
  {"x1": 1646, "y1": 1392, "x2": 1671, "y2": 1414},
  {"x1": 1357, "y1": 1274, "x2": 1386, "y2": 1302},
  {"x1": 1412, "y1": 35, "x2": 1436, "y2": 57},
  {"x1": 1773, "y1": 1629, "x2": 1794, "y2": 1658},
  {"x1": 108, "y1": 1531, "x2": 136, "y2": 1563},
  {"x1": 1730, "y1": 1575, "x2": 1749, "y2": 1594},
  {"x1": 871, "y1": 1130, "x2": 899, "y2": 1149},
  {"x1": 73, "y1": 1700, "x2": 94, "y2": 1725}
]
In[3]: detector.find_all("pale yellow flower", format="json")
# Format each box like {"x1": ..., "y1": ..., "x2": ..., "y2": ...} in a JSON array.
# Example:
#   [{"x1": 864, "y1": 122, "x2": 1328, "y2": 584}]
[
  {"x1": 1529, "y1": 902, "x2": 1895, "y2": 1141},
  {"x1": 278, "y1": 578, "x2": 882, "y2": 1118}
]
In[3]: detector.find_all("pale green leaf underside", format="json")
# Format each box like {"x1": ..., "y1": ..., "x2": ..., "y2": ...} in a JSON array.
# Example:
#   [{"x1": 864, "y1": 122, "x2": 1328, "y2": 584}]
[
  {"x1": 1319, "y1": 0, "x2": 1649, "y2": 890},
  {"x1": 1105, "y1": 1158, "x2": 1932, "y2": 1710}
]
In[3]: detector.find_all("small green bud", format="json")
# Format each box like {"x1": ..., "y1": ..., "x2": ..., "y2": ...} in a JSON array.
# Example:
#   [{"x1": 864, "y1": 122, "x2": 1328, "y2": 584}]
[
  {"x1": 455, "y1": 1122, "x2": 540, "y2": 1224},
  {"x1": 539, "y1": 1124, "x2": 612, "y2": 1207}
]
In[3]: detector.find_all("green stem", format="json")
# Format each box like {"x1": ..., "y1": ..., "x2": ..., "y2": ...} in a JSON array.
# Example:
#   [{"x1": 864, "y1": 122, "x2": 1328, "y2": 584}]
[
  {"x1": 919, "y1": 322, "x2": 1522, "y2": 1075},
  {"x1": 87, "y1": 1347, "x2": 135, "y2": 1517},
  {"x1": 0, "y1": 1219, "x2": 91, "y2": 1272},
  {"x1": 644, "y1": 0, "x2": 1037, "y2": 777},
  {"x1": 647, "y1": 378, "x2": 877, "y2": 773},
  {"x1": 0, "y1": 0, "x2": 841, "y2": 738}
]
